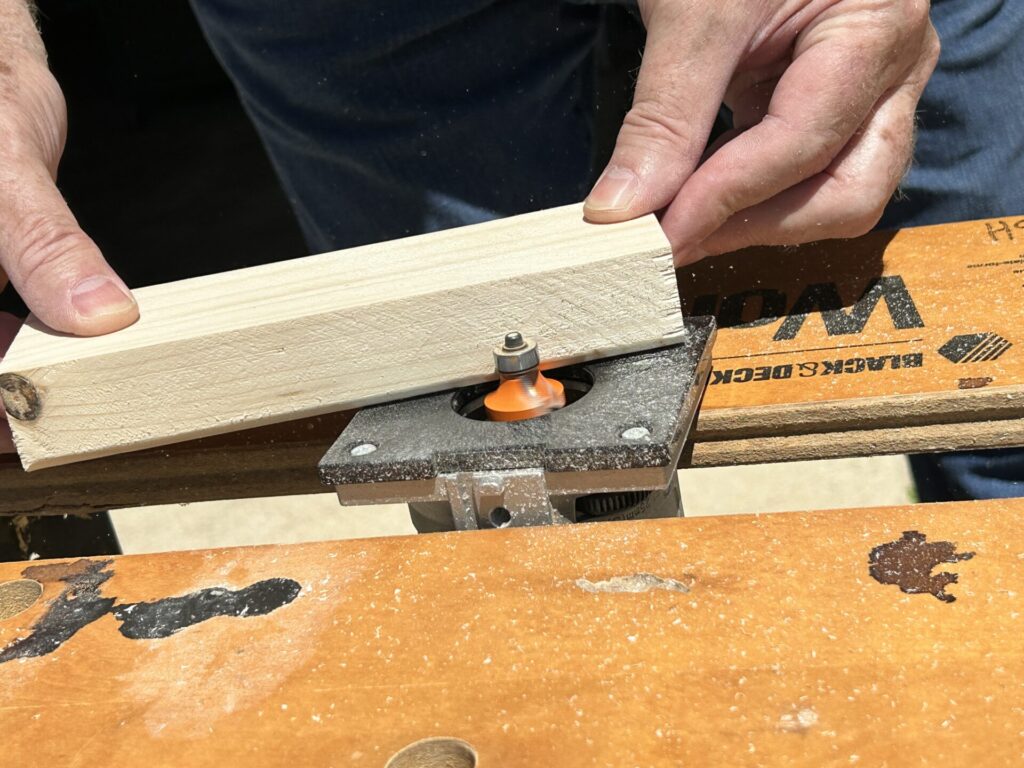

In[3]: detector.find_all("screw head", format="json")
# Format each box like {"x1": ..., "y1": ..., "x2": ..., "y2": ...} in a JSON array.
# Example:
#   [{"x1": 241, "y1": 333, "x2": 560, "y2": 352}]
[
  {"x1": 350, "y1": 442, "x2": 378, "y2": 456},
  {"x1": 621, "y1": 426, "x2": 651, "y2": 441}
]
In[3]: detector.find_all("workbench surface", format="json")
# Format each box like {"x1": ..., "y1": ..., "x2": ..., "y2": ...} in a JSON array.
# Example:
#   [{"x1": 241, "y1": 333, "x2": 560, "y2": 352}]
[{"x1": 2, "y1": 499, "x2": 1021, "y2": 766}]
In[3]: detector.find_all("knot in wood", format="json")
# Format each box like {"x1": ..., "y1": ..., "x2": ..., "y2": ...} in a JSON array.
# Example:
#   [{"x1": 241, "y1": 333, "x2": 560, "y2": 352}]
[{"x1": 0, "y1": 373, "x2": 41, "y2": 421}]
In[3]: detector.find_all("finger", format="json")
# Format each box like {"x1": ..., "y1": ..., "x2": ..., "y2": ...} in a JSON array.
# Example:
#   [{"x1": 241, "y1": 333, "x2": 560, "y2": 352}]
[
  {"x1": 661, "y1": 10, "x2": 932, "y2": 259},
  {"x1": 723, "y1": 61, "x2": 785, "y2": 131},
  {"x1": 0, "y1": 310, "x2": 22, "y2": 453},
  {"x1": 0, "y1": 158, "x2": 138, "y2": 335},
  {"x1": 688, "y1": 76, "x2": 924, "y2": 261},
  {"x1": 583, "y1": 3, "x2": 751, "y2": 222}
]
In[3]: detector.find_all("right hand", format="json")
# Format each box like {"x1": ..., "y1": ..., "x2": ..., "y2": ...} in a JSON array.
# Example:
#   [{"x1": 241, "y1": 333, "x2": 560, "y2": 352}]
[
  {"x1": 1, "y1": 48, "x2": 139, "y2": 452},
  {"x1": 583, "y1": 0, "x2": 938, "y2": 264}
]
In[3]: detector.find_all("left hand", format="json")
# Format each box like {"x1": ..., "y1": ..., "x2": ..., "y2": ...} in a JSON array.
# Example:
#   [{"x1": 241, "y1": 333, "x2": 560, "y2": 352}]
[{"x1": 583, "y1": 0, "x2": 940, "y2": 264}]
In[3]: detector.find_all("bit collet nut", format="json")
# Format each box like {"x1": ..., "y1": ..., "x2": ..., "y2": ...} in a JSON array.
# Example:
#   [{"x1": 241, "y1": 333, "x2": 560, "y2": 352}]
[{"x1": 494, "y1": 331, "x2": 540, "y2": 373}]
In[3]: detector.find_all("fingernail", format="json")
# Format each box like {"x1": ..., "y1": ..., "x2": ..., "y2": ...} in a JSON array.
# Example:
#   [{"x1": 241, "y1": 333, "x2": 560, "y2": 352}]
[
  {"x1": 585, "y1": 166, "x2": 639, "y2": 212},
  {"x1": 71, "y1": 276, "x2": 136, "y2": 318}
]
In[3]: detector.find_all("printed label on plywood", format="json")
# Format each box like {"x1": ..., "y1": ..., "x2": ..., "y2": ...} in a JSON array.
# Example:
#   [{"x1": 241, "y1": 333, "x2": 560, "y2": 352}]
[{"x1": 682, "y1": 216, "x2": 1024, "y2": 412}]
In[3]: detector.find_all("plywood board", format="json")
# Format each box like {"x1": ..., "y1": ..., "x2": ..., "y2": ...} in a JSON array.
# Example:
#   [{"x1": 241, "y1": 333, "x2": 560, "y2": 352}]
[
  {"x1": 1, "y1": 499, "x2": 1021, "y2": 766},
  {"x1": 689, "y1": 216, "x2": 1024, "y2": 438},
  {"x1": 0, "y1": 204, "x2": 682, "y2": 470}
]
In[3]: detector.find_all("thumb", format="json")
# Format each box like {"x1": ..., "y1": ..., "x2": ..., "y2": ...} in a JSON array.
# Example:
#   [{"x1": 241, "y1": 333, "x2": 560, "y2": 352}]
[
  {"x1": 583, "y1": 3, "x2": 746, "y2": 223},
  {"x1": 0, "y1": 159, "x2": 138, "y2": 336}
]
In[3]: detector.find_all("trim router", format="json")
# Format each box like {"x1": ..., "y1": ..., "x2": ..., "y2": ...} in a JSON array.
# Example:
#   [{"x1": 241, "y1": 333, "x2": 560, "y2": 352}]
[{"x1": 318, "y1": 316, "x2": 716, "y2": 531}]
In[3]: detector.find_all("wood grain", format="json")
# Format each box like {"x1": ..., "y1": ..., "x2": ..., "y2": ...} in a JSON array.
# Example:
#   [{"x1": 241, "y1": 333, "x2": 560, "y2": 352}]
[
  {"x1": 0, "y1": 204, "x2": 683, "y2": 470},
  {"x1": 0, "y1": 412, "x2": 350, "y2": 515},
  {"x1": 1, "y1": 499, "x2": 1021, "y2": 766}
]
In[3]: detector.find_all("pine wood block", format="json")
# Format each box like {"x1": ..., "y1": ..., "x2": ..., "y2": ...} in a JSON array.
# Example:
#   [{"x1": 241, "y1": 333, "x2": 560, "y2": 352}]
[
  {"x1": 1, "y1": 499, "x2": 1021, "y2": 766},
  {"x1": 0, "y1": 204, "x2": 683, "y2": 470}
]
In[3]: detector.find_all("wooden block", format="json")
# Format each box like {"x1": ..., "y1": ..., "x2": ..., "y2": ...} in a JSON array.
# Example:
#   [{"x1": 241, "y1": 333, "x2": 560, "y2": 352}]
[
  {"x1": 0, "y1": 204, "x2": 683, "y2": 470},
  {"x1": 1, "y1": 499, "x2": 1021, "y2": 766}
]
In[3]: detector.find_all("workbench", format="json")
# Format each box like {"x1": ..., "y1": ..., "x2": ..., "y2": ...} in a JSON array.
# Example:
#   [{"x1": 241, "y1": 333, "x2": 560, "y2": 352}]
[{"x1": 2, "y1": 498, "x2": 1019, "y2": 766}]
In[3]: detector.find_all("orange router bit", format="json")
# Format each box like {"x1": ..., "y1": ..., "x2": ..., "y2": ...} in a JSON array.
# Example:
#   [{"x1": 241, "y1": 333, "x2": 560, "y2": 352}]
[{"x1": 483, "y1": 332, "x2": 566, "y2": 422}]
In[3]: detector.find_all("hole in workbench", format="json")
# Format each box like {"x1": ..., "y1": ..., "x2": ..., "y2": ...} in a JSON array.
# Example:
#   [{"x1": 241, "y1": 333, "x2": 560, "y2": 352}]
[
  {"x1": 385, "y1": 737, "x2": 477, "y2": 768},
  {"x1": 0, "y1": 579, "x2": 43, "y2": 621},
  {"x1": 452, "y1": 365, "x2": 593, "y2": 421},
  {"x1": 489, "y1": 506, "x2": 512, "y2": 528}
]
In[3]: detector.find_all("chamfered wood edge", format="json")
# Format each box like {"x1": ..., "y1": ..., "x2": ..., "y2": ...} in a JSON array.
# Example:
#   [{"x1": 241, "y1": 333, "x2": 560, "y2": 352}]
[{"x1": 4, "y1": 209, "x2": 1024, "y2": 512}]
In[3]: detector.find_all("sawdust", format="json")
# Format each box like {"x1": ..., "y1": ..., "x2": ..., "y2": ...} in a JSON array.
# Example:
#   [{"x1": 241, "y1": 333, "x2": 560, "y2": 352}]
[{"x1": 116, "y1": 547, "x2": 370, "y2": 738}]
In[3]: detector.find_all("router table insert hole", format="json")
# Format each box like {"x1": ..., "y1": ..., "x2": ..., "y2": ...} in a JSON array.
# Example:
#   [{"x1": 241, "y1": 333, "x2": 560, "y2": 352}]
[
  {"x1": 385, "y1": 737, "x2": 478, "y2": 768},
  {"x1": 489, "y1": 506, "x2": 513, "y2": 528},
  {"x1": 452, "y1": 365, "x2": 593, "y2": 421}
]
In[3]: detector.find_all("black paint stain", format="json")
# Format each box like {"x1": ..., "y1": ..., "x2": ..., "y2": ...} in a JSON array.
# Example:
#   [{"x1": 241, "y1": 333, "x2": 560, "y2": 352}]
[
  {"x1": 113, "y1": 579, "x2": 301, "y2": 640},
  {"x1": 869, "y1": 530, "x2": 975, "y2": 603},
  {"x1": 0, "y1": 559, "x2": 115, "y2": 662},
  {"x1": 0, "y1": 559, "x2": 301, "y2": 663}
]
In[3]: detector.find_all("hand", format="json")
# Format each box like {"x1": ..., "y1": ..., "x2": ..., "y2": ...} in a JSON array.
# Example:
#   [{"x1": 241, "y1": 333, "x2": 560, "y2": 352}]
[
  {"x1": 583, "y1": 0, "x2": 939, "y2": 263},
  {"x1": 0, "y1": 44, "x2": 138, "y2": 334},
  {"x1": 1, "y1": 4, "x2": 140, "y2": 452}
]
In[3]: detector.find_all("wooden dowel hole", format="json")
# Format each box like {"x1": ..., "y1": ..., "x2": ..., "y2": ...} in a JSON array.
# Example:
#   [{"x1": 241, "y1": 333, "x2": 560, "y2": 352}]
[
  {"x1": 385, "y1": 737, "x2": 478, "y2": 768},
  {"x1": 0, "y1": 579, "x2": 43, "y2": 621}
]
